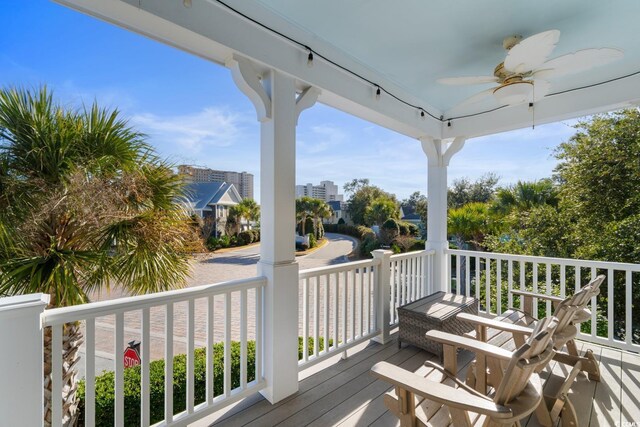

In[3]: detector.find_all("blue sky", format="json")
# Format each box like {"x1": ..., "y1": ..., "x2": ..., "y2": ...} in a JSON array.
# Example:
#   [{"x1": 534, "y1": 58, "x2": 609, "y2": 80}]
[{"x1": 1, "y1": 1, "x2": 579, "y2": 203}]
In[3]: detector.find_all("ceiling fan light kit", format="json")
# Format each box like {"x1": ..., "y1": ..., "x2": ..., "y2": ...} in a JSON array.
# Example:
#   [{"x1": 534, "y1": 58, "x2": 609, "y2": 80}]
[{"x1": 493, "y1": 80, "x2": 533, "y2": 105}]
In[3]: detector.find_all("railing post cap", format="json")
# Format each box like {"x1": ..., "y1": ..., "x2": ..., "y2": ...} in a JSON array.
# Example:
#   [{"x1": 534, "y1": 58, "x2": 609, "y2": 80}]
[
  {"x1": 371, "y1": 249, "x2": 393, "y2": 258},
  {"x1": 0, "y1": 293, "x2": 50, "y2": 314}
]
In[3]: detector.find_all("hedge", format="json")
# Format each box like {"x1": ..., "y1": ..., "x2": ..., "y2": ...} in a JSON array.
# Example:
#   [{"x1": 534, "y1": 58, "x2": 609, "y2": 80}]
[
  {"x1": 323, "y1": 223, "x2": 374, "y2": 240},
  {"x1": 77, "y1": 337, "x2": 329, "y2": 426}
]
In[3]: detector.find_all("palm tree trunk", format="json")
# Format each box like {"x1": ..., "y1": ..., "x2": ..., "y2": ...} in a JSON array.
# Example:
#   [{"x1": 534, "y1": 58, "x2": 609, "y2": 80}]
[{"x1": 44, "y1": 322, "x2": 83, "y2": 426}]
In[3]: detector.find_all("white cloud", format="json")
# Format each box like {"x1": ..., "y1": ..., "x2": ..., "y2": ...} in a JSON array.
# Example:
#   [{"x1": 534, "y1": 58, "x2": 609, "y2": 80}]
[{"x1": 131, "y1": 107, "x2": 246, "y2": 152}]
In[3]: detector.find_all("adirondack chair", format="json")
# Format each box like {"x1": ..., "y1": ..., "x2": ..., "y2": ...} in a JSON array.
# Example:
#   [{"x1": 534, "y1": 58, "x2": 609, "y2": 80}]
[
  {"x1": 459, "y1": 275, "x2": 604, "y2": 382},
  {"x1": 458, "y1": 275, "x2": 605, "y2": 427},
  {"x1": 371, "y1": 316, "x2": 558, "y2": 427}
]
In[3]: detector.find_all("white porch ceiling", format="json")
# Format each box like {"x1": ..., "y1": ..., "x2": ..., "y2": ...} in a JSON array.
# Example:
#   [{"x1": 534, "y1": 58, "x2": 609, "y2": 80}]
[{"x1": 55, "y1": 0, "x2": 640, "y2": 140}]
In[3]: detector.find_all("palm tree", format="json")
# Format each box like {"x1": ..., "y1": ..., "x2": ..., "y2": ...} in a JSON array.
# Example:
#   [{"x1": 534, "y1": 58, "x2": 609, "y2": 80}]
[
  {"x1": 364, "y1": 197, "x2": 399, "y2": 227},
  {"x1": 448, "y1": 202, "x2": 492, "y2": 294},
  {"x1": 0, "y1": 87, "x2": 198, "y2": 425},
  {"x1": 491, "y1": 179, "x2": 558, "y2": 215},
  {"x1": 308, "y1": 198, "x2": 332, "y2": 239},
  {"x1": 295, "y1": 197, "x2": 314, "y2": 235},
  {"x1": 226, "y1": 199, "x2": 259, "y2": 235}
]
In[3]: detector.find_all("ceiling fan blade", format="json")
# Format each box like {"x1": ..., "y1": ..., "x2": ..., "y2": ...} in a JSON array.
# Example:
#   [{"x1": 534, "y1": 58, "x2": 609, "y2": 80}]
[
  {"x1": 437, "y1": 76, "x2": 498, "y2": 85},
  {"x1": 531, "y1": 79, "x2": 551, "y2": 101},
  {"x1": 456, "y1": 87, "x2": 496, "y2": 107},
  {"x1": 532, "y1": 48, "x2": 624, "y2": 79},
  {"x1": 504, "y1": 30, "x2": 560, "y2": 74}
]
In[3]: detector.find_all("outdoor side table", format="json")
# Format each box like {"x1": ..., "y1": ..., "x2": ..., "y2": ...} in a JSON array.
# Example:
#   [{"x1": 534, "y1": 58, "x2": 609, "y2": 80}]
[{"x1": 397, "y1": 291, "x2": 478, "y2": 359}]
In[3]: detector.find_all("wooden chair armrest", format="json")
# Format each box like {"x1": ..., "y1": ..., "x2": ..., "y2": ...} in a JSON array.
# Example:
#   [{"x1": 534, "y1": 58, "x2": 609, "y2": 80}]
[
  {"x1": 510, "y1": 290, "x2": 563, "y2": 303},
  {"x1": 426, "y1": 330, "x2": 513, "y2": 361},
  {"x1": 457, "y1": 313, "x2": 534, "y2": 336},
  {"x1": 371, "y1": 362, "x2": 512, "y2": 418}
]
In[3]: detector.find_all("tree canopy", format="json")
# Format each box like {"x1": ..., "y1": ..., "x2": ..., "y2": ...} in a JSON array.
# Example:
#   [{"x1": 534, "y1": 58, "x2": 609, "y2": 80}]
[
  {"x1": 0, "y1": 87, "x2": 198, "y2": 307},
  {"x1": 344, "y1": 179, "x2": 398, "y2": 226}
]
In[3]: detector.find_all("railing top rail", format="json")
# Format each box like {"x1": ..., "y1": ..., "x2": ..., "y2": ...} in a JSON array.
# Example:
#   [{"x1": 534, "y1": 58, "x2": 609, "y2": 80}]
[
  {"x1": 446, "y1": 248, "x2": 640, "y2": 271},
  {"x1": 42, "y1": 276, "x2": 267, "y2": 326},
  {"x1": 390, "y1": 249, "x2": 435, "y2": 261},
  {"x1": 299, "y1": 258, "x2": 381, "y2": 279}
]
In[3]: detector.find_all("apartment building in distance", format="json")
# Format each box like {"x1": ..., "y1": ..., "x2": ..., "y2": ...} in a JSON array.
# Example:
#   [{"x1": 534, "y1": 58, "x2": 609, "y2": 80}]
[
  {"x1": 295, "y1": 180, "x2": 344, "y2": 202},
  {"x1": 178, "y1": 165, "x2": 254, "y2": 200}
]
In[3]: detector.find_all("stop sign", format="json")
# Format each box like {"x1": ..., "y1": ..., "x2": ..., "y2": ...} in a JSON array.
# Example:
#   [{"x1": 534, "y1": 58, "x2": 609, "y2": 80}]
[{"x1": 124, "y1": 341, "x2": 141, "y2": 368}]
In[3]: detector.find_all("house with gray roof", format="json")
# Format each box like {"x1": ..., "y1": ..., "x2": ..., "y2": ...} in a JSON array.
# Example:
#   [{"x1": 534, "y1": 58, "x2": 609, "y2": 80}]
[{"x1": 184, "y1": 182, "x2": 243, "y2": 236}]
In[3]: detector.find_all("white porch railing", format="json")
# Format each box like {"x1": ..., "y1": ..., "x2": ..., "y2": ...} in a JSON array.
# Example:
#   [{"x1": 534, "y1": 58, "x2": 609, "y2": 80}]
[
  {"x1": 298, "y1": 259, "x2": 381, "y2": 370},
  {"x1": 446, "y1": 249, "x2": 640, "y2": 352},
  {"x1": 41, "y1": 276, "x2": 266, "y2": 427},
  {"x1": 389, "y1": 250, "x2": 435, "y2": 325}
]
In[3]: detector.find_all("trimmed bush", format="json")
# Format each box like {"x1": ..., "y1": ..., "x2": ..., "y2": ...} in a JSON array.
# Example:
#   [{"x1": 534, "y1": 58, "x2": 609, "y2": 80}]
[
  {"x1": 237, "y1": 230, "x2": 254, "y2": 246},
  {"x1": 78, "y1": 338, "x2": 330, "y2": 426},
  {"x1": 337, "y1": 218, "x2": 345, "y2": 225},
  {"x1": 308, "y1": 233, "x2": 317, "y2": 248},
  {"x1": 323, "y1": 223, "x2": 374, "y2": 241}
]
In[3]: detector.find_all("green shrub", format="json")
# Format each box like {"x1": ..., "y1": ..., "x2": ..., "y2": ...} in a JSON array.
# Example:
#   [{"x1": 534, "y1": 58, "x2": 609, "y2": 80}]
[
  {"x1": 360, "y1": 234, "x2": 380, "y2": 257},
  {"x1": 323, "y1": 223, "x2": 374, "y2": 241},
  {"x1": 77, "y1": 337, "x2": 332, "y2": 426},
  {"x1": 308, "y1": 233, "x2": 317, "y2": 248},
  {"x1": 337, "y1": 218, "x2": 345, "y2": 225},
  {"x1": 237, "y1": 230, "x2": 254, "y2": 246},
  {"x1": 398, "y1": 221, "x2": 419, "y2": 236}
]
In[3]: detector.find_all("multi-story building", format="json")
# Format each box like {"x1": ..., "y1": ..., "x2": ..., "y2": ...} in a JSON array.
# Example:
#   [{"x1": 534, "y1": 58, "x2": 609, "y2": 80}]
[
  {"x1": 295, "y1": 180, "x2": 343, "y2": 202},
  {"x1": 178, "y1": 165, "x2": 254, "y2": 200}
]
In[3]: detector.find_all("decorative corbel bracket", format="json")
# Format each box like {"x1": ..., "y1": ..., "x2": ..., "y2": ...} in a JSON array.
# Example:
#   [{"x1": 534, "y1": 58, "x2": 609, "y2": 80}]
[
  {"x1": 226, "y1": 54, "x2": 271, "y2": 122},
  {"x1": 295, "y1": 86, "x2": 320, "y2": 125},
  {"x1": 420, "y1": 136, "x2": 466, "y2": 167}
]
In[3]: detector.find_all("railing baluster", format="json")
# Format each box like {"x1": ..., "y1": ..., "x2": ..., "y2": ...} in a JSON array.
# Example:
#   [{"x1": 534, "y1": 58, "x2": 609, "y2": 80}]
[
  {"x1": 390, "y1": 260, "x2": 397, "y2": 324},
  {"x1": 546, "y1": 263, "x2": 552, "y2": 317},
  {"x1": 256, "y1": 285, "x2": 263, "y2": 383},
  {"x1": 350, "y1": 269, "x2": 356, "y2": 342},
  {"x1": 465, "y1": 255, "x2": 471, "y2": 298},
  {"x1": 241, "y1": 289, "x2": 248, "y2": 389},
  {"x1": 626, "y1": 270, "x2": 632, "y2": 346},
  {"x1": 342, "y1": 271, "x2": 348, "y2": 345},
  {"x1": 456, "y1": 254, "x2": 461, "y2": 295},
  {"x1": 533, "y1": 263, "x2": 538, "y2": 318},
  {"x1": 591, "y1": 267, "x2": 597, "y2": 337},
  {"x1": 507, "y1": 260, "x2": 513, "y2": 309},
  {"x1": 224, "y1": 293, "x2": 231, "y2": 397},
  {"x1": 475, "y1": 257, "x2": 481, "y2": 301},
  {"x1": 165, "y1": 303, "x2": 174, "y2": 424},
  {"x1": 314, "y1": 276, "x2": 320, "y2": 356},
  {"x1": 485, "y1": 258, "x2": 491, "y2": 314},
  {"x1": 333, "y1": 272, "x2": 339, "y2": 349},
  {"x1": 52, "y1": 324, "x2": 62, "y2": 427},
  {"x1": 187, "y1": 299, "x2": 195, "y2": 413},
  {"x1": 496, "y1": 259, "x2": 502, "y2": 315},
  {"x1": 206, "y1": 295, "x2": 214, "y2": 403},
  {"x1": 607, "y1": 270, "x2": 614, "y2": 341},
  {"x1": 324, "y1": 274, "x2": 330, "y2": 353},
  {"x1": 302, "y1": 278, "x2": 309, "y2": 362},
  {"x1": 115, "y1": 312, "x2": 124, "y2": 427},
  {"x1": 560, "y1": 264, "x2": 566, "y2": 298},
  {"x1": 369, "y1": 265, "x2": 375, "y2": 332},
  {"x1": 359, "y1": 267, "x2": 364, "y2": 337},
  {"x1": 85, "y1": 318, "x2": 95, "y2": 427},
  {"x1": 141, "y1": 308, "x2": 150, "y2": 426}
]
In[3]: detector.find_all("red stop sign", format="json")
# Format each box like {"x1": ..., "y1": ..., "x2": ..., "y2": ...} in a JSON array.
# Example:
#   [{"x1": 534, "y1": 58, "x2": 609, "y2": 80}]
[{"x1": 124, "y1": 347, "x2": 141, "y2": 368}]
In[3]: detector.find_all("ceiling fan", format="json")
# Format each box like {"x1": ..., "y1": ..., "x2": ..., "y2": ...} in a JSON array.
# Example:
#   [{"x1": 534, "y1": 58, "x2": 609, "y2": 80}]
[{"x1": 438, "y1": 30, "x2": 623, "y2": 108}]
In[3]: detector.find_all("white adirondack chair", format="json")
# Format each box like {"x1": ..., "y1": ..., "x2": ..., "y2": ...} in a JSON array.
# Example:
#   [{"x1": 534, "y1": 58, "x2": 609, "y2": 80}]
[{"x1": 371, "y1": 316, "x2": 559, "y2": 427}]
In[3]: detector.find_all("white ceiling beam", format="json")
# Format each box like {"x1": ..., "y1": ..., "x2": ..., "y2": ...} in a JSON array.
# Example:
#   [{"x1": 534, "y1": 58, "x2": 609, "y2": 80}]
[{"x1": 53, "y1": 0, "x2": 443, "y2": 140}]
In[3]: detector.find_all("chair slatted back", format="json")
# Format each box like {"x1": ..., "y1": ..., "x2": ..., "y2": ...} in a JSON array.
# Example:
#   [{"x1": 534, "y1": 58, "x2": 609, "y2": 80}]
[{"x1": 493, "y1": 316, "x2": 558, "y2": 405}]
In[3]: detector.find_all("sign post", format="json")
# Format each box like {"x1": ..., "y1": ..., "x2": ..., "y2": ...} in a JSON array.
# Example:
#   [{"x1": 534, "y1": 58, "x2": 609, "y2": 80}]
[{"x1": 124, "y1": 340, "x2": 141, "y2": 369}]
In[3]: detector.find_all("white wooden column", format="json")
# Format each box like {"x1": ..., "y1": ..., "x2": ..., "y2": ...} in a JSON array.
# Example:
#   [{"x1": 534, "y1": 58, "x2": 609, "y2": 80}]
[
  {"x1": 421, "y1": 137, "x2": 465, "y2": 293},
  {"x1": 228, "y1": 55, "x2": 318, "y2": 403},
  {"x1": 0, "y1": 293, "x2": 49, "y2": 426}
]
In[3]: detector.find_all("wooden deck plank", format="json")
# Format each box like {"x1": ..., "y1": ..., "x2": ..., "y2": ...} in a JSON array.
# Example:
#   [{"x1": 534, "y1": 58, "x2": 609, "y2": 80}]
[
  {"x1": 589, "y1": 346, "x2": 622, "y2": 426},
  {"x1": 306, "y1": 350, "x2": 433, "y2": 427},
  {"x1": 621, "y1": 350, "x2": 640, "y2": 423},
  {"x1": 269, "y1": 346, "x2": 421, "y2": 427},
  {"x1": 567, "y1": 343, "x2": 602, "y2": 427},
  {"x1": 211, "y1": 339, "x2": 399, "y2": 426}
]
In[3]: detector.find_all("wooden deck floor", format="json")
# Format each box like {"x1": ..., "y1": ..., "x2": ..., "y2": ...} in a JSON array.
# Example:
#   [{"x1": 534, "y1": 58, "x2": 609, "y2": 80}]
[{"x1": 193, "y1": 333, "x2": 640, "y2": 427}]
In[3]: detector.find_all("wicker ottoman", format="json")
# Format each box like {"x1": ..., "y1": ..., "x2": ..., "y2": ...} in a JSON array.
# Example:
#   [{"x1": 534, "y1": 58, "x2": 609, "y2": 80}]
[{"x1": 397, "y1": 291, "x2": 478, "y2": 358}]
